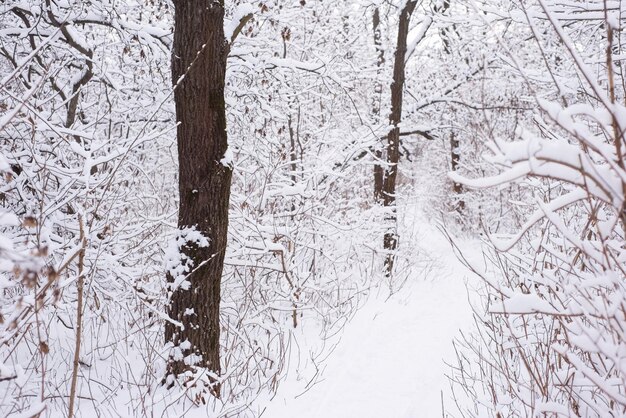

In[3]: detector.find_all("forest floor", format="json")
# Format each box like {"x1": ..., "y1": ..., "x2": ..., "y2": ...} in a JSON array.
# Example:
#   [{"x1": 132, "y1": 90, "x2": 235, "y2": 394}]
[{"x1": 260, "y1": 203, "x2": 483, "y2": 418}]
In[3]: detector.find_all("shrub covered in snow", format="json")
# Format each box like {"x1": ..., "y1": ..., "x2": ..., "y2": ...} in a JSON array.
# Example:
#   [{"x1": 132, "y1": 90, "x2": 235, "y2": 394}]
[{"x1": 450, "y1": 1, "x2": 626, "y2": 415}]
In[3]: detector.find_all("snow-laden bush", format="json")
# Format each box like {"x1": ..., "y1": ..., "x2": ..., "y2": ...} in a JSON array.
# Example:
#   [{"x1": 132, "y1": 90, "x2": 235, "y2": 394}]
[
  {"x1": 450, "y1": 1, "x2": 626, "y2": 415},
  {"x1": 0, "y1": 1, "x2": 396, "y2": 416}
]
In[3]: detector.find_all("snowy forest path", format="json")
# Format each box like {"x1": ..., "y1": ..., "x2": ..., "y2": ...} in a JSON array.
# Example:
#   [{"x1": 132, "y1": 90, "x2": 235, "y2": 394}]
[{"x1": 262, "y1": 207, "x2": 481, "y2": 418}]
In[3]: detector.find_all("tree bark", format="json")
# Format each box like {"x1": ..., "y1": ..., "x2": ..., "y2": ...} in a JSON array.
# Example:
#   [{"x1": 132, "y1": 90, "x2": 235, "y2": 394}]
[
  {"x1": 436, "y1": 0, "x2": 465, "y2": 212},
  {"x1": 382, "y1": 0, "x2": 417, "y2": 275},
  {"x1": 373, "y1": 7, "x2": 385, "y2": 204},
  {"x1": 450, "y1": 130, "x2": 464, "y2": 210},
  {"x1": 165, "y1": 0, "x2": 231, "y2": 396}
]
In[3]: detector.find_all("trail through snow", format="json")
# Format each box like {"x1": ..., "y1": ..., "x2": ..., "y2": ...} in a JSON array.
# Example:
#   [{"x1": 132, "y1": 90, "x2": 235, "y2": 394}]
[{"x1": 262, "y1": 208, "x2": 482, "y2": 418}]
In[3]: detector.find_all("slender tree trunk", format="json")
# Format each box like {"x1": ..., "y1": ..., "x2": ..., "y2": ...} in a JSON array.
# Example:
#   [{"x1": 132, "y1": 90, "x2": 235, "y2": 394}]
[
  {"x1": 437, "y1": 0, "x2": 464, "y2": 212},
  {"x1": 382, "y1": 0, "x2": 417, "y2": 275},
  {"x1": 68, "y1": 217, "x2": 86, "y2": 418},
  {"x1": 450, "y1": 130, "x2": 464, "y2": 210},
  {"x1": 165, "y1": 0, "x2": 231, "y2": 397},
  {"x1": 373, "y1": 7, "x2": 385, "y2": 203}
]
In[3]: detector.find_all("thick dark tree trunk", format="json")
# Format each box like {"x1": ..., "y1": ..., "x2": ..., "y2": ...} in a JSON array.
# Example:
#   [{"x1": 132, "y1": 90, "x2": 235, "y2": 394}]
[
  {"x1": 165, "y1": 0, "x2": 231, "y2": 396},
  {"x1": 382, "y1": 1, "x2": 417, "y2": 275}
]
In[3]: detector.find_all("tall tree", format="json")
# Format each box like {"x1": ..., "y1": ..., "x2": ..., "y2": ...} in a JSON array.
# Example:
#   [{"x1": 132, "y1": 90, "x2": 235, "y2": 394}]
[
  {"x1": 165, "y1": 0, "x2": 231, "y2": 394},
  {"x1": 436, "y1": 0, "x2": 464, "y2": 212},
  {"x1": 377, "y1": 0, "x2": 417, "y2": 275},
  {"x1": 373, "y1": 6, "x2": 386, "y2": 204}
]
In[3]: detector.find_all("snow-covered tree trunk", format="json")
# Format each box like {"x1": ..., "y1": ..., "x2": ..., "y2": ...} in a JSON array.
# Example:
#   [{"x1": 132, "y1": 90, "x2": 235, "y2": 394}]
[
  {"x1": 373, "y1": 6, "x2": 385, "y2": 204},
  {"x1": 165, "y1": 0, "x2": 231, "y2": 396},
  {"x1": 436, "y1": 0, "x2": 464, "y2": 212},
  {"x1": 380, "y1": 0, "x2": 417, "y2": 275}
]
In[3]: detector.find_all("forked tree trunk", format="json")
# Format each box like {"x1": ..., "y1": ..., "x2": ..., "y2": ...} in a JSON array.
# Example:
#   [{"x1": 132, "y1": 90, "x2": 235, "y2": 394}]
[
  {"x1": 165, "y1": 0, "x2": 231, "y2": 396},
  {"x1": 380, "y1": 0, "x2": 417, "y2": 276}
]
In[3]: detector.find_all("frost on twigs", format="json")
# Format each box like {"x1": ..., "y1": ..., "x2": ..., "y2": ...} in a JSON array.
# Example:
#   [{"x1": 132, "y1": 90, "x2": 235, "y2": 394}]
[
  {"x1": 224, "y1": 3, "x2": 255, "y2": 44},
  {"x1": 0, "y1": 167, "x2": 53, "y2": 416},
  {"x1": 448, "y1": 1, "x2": 626, "y2": 415},
  {"x1": 165, "y1": 226, "x2": 210, "y2": 292}
]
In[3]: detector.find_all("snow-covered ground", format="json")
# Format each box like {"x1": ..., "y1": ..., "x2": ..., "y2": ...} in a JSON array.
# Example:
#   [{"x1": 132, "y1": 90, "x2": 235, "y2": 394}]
[{"x1": 261, "y1": 208, "x2": 482, "y2": 418}]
